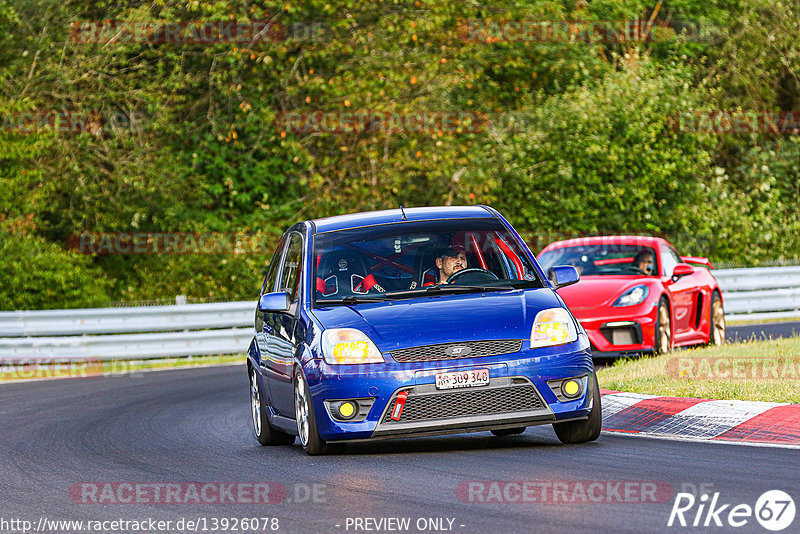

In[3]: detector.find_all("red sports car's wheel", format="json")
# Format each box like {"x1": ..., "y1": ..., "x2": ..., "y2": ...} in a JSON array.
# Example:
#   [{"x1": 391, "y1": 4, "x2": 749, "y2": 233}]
[
  {"x1": 709, "y1": 291, "x2": 726, "y2": 346},
  {"x1": 654, "y1": 298, "x2": 672, "y2": 354}
]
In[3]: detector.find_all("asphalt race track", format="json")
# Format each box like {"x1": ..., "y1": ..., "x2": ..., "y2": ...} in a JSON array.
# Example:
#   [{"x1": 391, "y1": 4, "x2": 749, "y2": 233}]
[
  {"x1": 728, "y1": 321, "x2": 800, "y2": 343},
  {"x1": 1, "y1": 364, "x2": 797, "y2": 534}
]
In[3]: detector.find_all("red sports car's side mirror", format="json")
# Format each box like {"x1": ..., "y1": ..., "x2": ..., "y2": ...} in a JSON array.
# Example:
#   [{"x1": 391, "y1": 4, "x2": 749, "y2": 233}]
[{"x1": 670, "y1": 263, "x2": 695, "y2": 282}]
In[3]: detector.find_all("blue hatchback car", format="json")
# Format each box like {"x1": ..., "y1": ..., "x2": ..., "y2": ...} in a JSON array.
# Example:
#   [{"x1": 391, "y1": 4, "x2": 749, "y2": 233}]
[{"x1": 247, "y1": 206, "x2": 600, "y2": 454}]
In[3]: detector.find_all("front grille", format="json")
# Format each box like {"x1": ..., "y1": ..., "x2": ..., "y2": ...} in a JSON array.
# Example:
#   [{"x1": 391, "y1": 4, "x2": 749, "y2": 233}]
[
  {"x1": 382, "y1": 383, "x2": 545, "y2": 423},
  {"x1": 389, "y1": 339, "x2": 523, "y2": 363}
]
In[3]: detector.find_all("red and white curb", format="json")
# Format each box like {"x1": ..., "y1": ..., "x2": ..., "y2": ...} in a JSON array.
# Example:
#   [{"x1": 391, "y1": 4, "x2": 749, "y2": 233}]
[{"x1": 600, "y1": 389, "x2": 800, "y2": 447}]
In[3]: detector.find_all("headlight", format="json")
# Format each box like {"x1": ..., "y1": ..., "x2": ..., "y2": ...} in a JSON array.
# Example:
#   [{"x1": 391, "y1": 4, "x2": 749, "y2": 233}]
[
  {"x1": 530, "y1": 308, "x2": 578, "y2": 348},
  {"x1": 613, "y1": 285, "x2": 649, "y2": 307},
  {"x1": 321, "y1": 328, "x2": 384, "y2": 365}
]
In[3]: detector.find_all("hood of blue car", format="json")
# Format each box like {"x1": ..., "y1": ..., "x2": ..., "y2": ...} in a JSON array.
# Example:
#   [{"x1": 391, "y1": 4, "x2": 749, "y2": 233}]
[{"x1": 311, "y1": 288, "x2": 563, "y2": 352}]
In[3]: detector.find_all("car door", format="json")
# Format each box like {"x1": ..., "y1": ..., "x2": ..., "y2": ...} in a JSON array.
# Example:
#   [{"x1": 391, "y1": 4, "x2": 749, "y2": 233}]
[
  {"x1": 661, "y1": 245, "x2": 694, "y2": 342},
  {"x1": 267, "y1": 231, "x2": 305, "y2": 416},
  {"x1": 255, "y1": 234, "x2": 287, "y2": 406}
]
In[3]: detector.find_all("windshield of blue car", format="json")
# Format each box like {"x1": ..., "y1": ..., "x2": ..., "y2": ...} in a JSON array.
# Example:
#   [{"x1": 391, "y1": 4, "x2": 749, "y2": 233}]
[
  {"x1": 313, "y1": 218, "x2": 544, "y2": 305},
  {"x1": 537, "y1": 244, "x2": 659, "y2": 277}
]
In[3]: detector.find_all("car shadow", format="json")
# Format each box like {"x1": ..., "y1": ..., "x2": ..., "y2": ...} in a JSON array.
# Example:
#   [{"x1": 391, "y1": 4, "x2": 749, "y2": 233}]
[{"x1": 314, "y1": 429, "x2": 601, "y2": 456}]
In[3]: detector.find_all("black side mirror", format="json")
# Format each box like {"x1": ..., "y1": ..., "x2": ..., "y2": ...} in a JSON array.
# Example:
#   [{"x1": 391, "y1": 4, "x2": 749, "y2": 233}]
[{"x1": 547, "y1": 265, "x2": 580, "y2": 289}]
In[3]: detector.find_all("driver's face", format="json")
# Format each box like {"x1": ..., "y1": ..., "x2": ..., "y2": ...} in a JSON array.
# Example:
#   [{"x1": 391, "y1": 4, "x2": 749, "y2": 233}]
[
  {"x1": 638, "y1": 256, "x2": 655, "y2": 275},
  {"x1": 438, "y1": 252, "x2": 467, "y2": 280}
]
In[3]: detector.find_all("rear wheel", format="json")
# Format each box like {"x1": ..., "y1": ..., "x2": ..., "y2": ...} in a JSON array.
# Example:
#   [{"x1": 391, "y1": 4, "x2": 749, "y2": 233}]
[
  {"x1": 553, "y1": 373, "x2": 602, "y2": 444},
  {"x1": 708, "y1": 291, "x2": 726, "y2": 346},
  {"x1": 250, "y1": 367, "x2": 295, "y2": 446},
  {"x1": 654, "y1": 297, "x2": 672, "y2": 354},
  {"x1": 491, "y1": 427, "x2": 526, "y2": 437}
]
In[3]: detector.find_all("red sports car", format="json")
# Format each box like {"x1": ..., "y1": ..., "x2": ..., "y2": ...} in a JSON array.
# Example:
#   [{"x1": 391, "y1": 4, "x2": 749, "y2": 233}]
[{"x1": 537, "y1": 236, "x2": 725, "y2": 357}]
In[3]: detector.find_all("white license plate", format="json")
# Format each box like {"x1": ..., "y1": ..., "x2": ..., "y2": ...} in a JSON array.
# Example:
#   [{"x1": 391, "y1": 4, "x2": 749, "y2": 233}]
[{"x1": 435, "y1": 368, "x2": 490, "y2": 390}]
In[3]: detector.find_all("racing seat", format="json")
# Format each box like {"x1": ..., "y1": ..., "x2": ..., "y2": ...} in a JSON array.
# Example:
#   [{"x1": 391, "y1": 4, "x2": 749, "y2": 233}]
[
  {"x1": 414, "y1": 246, "x2": 440, "y2": 287},
  {"x1": 316, "y1": 248, "x2": 381, "y2": 296}
]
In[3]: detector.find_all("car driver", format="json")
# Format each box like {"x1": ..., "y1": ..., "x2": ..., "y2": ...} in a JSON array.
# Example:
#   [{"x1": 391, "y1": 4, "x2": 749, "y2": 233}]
[
  {"x1": 435, "y1": 245, "x2": 468, "y2": 284},
  {"x1": 633, "y1": 250, "x2": 656, "y2": 275}
]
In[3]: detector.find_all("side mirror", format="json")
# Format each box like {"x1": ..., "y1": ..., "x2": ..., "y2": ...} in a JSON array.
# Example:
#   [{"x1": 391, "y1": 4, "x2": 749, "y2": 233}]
[
  {"x1": 671, "y1": 263, "x2": 695, "y2": 282},
  {"x1": 257, "y1": 291, "x2": 291, "y2": 313},
  {"x1": 548, "y1": 265, "x2": 580, "y2": 289}
]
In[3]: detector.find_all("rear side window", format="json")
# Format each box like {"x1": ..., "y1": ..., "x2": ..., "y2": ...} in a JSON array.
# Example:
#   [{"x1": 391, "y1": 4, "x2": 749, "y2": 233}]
[{"x1": 280, "y1": 233, "x2": 304, "y2": 302}]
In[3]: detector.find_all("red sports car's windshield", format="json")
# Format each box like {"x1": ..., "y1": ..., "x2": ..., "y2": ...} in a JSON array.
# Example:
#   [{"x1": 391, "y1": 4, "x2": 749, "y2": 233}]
[
  {"x1": 537, "y1": 244, "x2": 659, "y2": 277},
  {"x1": 313, "y1": 218, "x2": 543, "y2": 304}
]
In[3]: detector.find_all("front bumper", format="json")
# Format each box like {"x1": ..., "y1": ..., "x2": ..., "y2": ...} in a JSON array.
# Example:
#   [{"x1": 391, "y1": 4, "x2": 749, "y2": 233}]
[
  {"x1": 574, "y1": 302, "x2": 658, "y2": 355},
  {"x1": 303, "y1": 338, "x2": 594, "y2": 441}
]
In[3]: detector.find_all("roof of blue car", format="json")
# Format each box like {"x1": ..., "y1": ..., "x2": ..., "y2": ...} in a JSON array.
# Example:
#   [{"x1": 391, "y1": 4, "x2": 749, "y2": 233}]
[{"x1": 311, "y1": 206, "x2": 495, "y2": 233}]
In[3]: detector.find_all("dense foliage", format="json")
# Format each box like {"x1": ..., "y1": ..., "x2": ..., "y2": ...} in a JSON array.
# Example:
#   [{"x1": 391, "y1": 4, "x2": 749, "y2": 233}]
[{"x1": 1, "y1": 0, "x2": 798, "y2": 309}]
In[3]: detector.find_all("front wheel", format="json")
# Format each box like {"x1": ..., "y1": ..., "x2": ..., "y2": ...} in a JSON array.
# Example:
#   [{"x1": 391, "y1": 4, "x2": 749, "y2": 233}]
[
  {"x1": 553, "y1": 373, "x2": 602, "y2": 444},
  {"x1": 294, "y1": 367, "x2": 342, "y2": 455},
  {"x1": 654, "y1": 297, "x2": 672, "y2": 354},
  {"x1": 250, "y1": 367, "x2": 295, "y2": 446},
  {"x1": 708, "y1": 291, "x2": 726, "y2": 347}
]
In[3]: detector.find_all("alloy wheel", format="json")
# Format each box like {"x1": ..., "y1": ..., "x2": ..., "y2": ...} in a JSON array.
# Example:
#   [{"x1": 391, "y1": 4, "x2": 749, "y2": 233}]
[
  {"x1": 712, "y1": 297, "x2": 726, "y2": 346},
  {"x1": 250, "y1": 369, "x2": 261, "y2": 437},
  {"x1": 294, "y1": 372, "x2": 310, "y2": 447},
  {"x1": 657, "y1": 302, "x2": 671, "y2": 353}
]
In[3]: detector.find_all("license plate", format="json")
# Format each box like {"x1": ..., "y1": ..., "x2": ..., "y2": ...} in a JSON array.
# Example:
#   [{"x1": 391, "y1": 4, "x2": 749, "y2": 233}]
[{"x1": 435, "y1": 368, "x2": 490, "y2": 390}]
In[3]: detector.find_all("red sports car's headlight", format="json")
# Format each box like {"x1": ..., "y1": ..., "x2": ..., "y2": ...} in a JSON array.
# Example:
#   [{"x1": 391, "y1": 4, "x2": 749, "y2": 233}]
[{"x1": 613, "y1": 285, "x2": 649, "y2": 307}]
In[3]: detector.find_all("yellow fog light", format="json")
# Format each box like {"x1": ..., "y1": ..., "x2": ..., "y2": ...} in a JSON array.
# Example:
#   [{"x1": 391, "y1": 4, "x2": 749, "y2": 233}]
[
  {"x1": 338, "y1": 401, "x2": 356, "y2": 419},
  {"x1": 562, "y1": 379, "x2": 581, "y2": 398}
]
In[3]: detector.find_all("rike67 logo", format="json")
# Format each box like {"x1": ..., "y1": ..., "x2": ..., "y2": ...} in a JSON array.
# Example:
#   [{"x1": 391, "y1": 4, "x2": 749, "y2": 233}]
[{"x1": 668, "y1": 490, "x2": 795, "y2": 531}]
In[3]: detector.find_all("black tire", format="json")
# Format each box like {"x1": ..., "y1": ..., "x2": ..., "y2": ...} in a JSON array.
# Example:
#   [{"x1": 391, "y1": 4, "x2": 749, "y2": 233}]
[
  {"x1": 249, "y1": 367, "x2": 295, "y2": 446},
  {"x1": 491, "y1": 427, "x2": 526, "y2": 437},
  {"x1": 553, "y1": 373, "x2": 602, "y2": 444},
  {"x1": 707, "y1": 291, "x2": 726, "y2": 347},
  {"x1": 654, "y1": 297, "x2": 672, "y2": 354},
  {"x1": 294, "y1": 367, "x2": 340, "y2": 455}
]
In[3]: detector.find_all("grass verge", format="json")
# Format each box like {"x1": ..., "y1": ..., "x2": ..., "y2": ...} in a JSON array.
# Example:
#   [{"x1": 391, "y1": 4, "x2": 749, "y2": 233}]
[
  {"x1": 0, "y1": 354, "x2": 243, "y2": 383},
  {"x1": 597, "y1": 336, "x2": 800, "y2": 403}
]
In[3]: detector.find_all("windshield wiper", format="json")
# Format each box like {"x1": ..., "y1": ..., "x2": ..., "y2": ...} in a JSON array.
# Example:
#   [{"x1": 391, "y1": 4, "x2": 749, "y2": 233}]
[
  {"x1": 316, "y1": 295, "x2": 386, "y2": 305},
  {"x1": 385, "y1": 284, "x2": 517, "y2": 299}
]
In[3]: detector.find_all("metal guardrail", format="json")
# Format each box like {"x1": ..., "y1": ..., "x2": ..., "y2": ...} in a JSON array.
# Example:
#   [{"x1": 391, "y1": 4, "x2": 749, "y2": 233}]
[
  {"x1": 0, "y1": 328, "x2": 254, "y2": 359},
  {"x1": 0, "y1": 301, "x2": 255, "y2": 337},
  {"x1": 714, "y1": 266, "x2": 800, "y2": 321},
  {"x1": 0, "y1": 266, "x2": 798, "y2": 361},
  {"x1": 0, "y1": 302, "x2": 257, "y2": 361}
]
